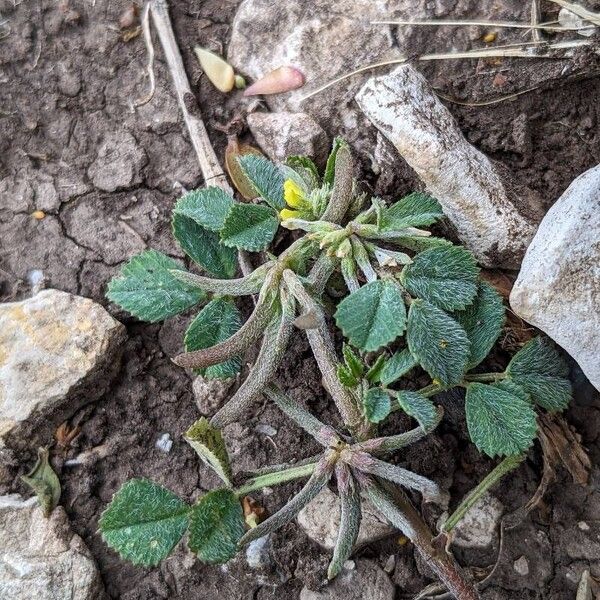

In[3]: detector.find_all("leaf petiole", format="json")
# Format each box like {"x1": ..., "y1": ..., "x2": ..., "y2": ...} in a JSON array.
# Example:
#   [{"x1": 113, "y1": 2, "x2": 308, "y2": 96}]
[
  {"x1": 464, "y1": 371, "x2": 507, "y2": 383},
  {"x1": 235, "y1": 462, "x2": 318, "y2": 497}
]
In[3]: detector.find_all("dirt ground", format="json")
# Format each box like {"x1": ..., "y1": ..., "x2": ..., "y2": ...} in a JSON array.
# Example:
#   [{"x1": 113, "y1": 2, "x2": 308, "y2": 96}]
[{"x1": 1, "y1": 0, "x2": 600, "y2": 598}]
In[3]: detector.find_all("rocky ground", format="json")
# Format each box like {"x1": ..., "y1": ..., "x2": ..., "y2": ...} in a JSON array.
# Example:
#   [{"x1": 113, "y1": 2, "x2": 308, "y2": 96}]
[{"x1": 1, "y1": 0, "x2": 600, "y2": 598}]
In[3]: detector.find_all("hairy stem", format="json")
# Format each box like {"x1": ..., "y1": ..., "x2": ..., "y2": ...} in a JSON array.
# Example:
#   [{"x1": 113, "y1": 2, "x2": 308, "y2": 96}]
[
  {"x1": 463, "y1": 372, "x2": 507, "y2": 383},
  {"x1": 320, "y1": 144, "x2": 354, "y2": 224},
  {"x1": 443, "y1": 454, "x2": 526, "y2": 533},
  {"x1": 307, "y1": 252, "x2": 338, "y2": 294},
  {"x1": 235, "y1": 462, "x2": 318, "y2": 497}
]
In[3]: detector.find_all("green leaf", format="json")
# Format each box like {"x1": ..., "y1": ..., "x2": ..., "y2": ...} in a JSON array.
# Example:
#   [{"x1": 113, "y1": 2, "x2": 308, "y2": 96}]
[
  {"x1": 395, "y1": 391, "x2": 438, "y2": 431},
  {"x1": 335, "y1": 280, "x2": 407, "y2": 352},
  {"x1": 173, "y1": 187, "x2": 234, "y2": 232},
  {"x1": 507, "y1": 337, "x2": 572, "y2": 411},
  {"x1": 188, "y1": 489, "x2": 245, "y2": 564},
  {"x1": 323, "y1": 137, "x2": 347, "y2": 187},
  {"x1": 21, "y1": 448, "x2": 61, "y2": 517},
  {"x1": 407, "y1": 299, "x2": 470, "y2": 386},
  {"x1": 185, "y1": 418, "x2": 232, "y2": 486},
  {"x1": 363, "y1": 387, "x2": 392, "y2": 423},
  {"x1": 454, "y1": 282, "x2": 505, "y2": 369},
  {"x1": 365, "y1": 354, "x2": 386, "y2": 383},
  {"x1": 107, "y1": 250, "x2": 205, "y2": 322},
  {"x1": 379, "y1": 348, "x2": 418, "y2": 386},
  {"x1": 237, "y1": 155, "x2": 285, "y2": 209},
  {"x1": 337, "y1": 364, "x2": 358, "y2": 388},
  {"x1": 381, "y1": 193, "x2": 443, "y2": 230},
  {"x1": 343, "y1": 343, "x2": 364, "y2": 379},
  {"x1": 465, "y1": 382, "x2": 537, "y2": 458},
  {"x1": 185, "y1": 298, "x2": 242, "y2": 379},
  {"x1": 220, "y1": 203, "x2": 278, "y2": 252},
  {"x1": 400, "y1": 246, "x2": 479, "y2": 311},
  {"x1": 285, "y1": 156, "x2": 321, "y2": 190},
  {"x1": 391, "y1": 235, "x2": 453, "y2": 253},
  {"x1": 172, "y1": 213, "x2": 237, "y2": 279},
  {"x1": 99, "y1": 479, "x2": 190, "y2": 566}
]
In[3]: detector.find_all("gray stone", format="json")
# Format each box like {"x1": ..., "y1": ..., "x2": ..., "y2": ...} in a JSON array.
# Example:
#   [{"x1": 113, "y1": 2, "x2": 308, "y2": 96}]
[
  {"x1": 450, "y1": 492, "x2": 503, "y2": 549},
  {"x1": 87, "y1": 131, "x2": 147, "y2": 192},
  {"x1": 297, "y1": 487, "x2": 395, "y2": 550},
  {"x1": 513, "y1": 556, "x2": 529, "y2": 576},
  {"x1": 300, "y1": 559, "x2": 394, "y2": 600},
  {"x1": 510, "y1": 164, "x2": 600, "y2": 390},
  {"x1": 356, "y1": 65, "x2": 541, "y2": 268},
  {"x1": 193, "y1": 375, "x2": 235, "y2": 415},
  {"x1": 0, "y1": 289, "x2": 126, "y2": 447},
  {"x1": 247, "y1": 112, "x2": 329, "y2": 165},
  {"x1": 0, "y1": 495, "x2": 105, "y2": 599},
  {"x1": 245, "y1": 535, "x2": 272, "y2": 569}
]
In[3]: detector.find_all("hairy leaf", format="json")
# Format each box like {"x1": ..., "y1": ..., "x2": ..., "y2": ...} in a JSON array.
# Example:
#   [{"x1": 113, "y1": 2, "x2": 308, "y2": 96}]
[
  {"x1": 365, "y1": 354, "x2": 386, "y2": 383},
  {"x1": 21, "y1": 448, "x2": 61, "y2": 517},
  {"x1": 391, "y1": 235, "x2": 453, "y2": 253},
  {"x1": 323, "y1": 137, "x2": 347, "y2": 187},
  {"x1": 173, "y1": 187, "x2": 234, "y2": 232},
  {"x1": 343, "y1": 343, "x2": 364, "y2": 379},
  {"x1": 454, "y1": 282, "x2": 505, "y2": 369},
  {"x1": 337, "y1": 364, "x2": 358, "y2": 387},
  {"x1": 172, "y1": 213, "x2": 237, "y2": 279},
  {"x1": 396, "y1": 390, "x2": 438, "y2": 431},
  {"x1": 335, "y1": 280, "x2": 407, "y2": 352},
  {"x1": 400, "y1": 246, "x2": 479, "y2": 311},
  {"x1": 107, "y1": 250, "x2": 205, "y2": 322},
  {"x1": 184, "y1": 298, "x2": 242, "y2": 379},
  {"x1": 378, "y1": 348, "x2": 418, "y2": 386},
  {"x1": 407, "y1": 300, "x2": 470, "y2": 385},
  {"x1": 465, "y1": 382, "x2": 537, "y2": 457},
  {"x1": 185, "y1": 418, "x2": 232, "y2": 486},
  {"x1": 363, "y1": 387, "x2": 392, "y2": 423},
  {"x1": 285, "y1": 156, "x2": 321, "y2": 190},
  {"x1": 99, "y1": 479, "x2": 190, "y2": 566},
  {"x1": 237, "y1": 155, "x2": 285, "y2": 209},
  {"x1": 188, "y1": 489, "x2": 245, "y2": 564},
  {"x1": 380, "y1": 192, "x2": 443, "y2": 230},
  {"x1": 220, "y1": 203, "x2": 279, "y2": 251}
]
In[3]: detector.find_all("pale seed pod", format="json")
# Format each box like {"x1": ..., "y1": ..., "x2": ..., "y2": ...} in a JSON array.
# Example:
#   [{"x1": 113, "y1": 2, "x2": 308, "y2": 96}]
[
  {"x1": 194, "y1": 47, "x2": 235, "y2": 93},
  {"x1": 243, "y1": 66, "x2": 305, "y2": 96}
]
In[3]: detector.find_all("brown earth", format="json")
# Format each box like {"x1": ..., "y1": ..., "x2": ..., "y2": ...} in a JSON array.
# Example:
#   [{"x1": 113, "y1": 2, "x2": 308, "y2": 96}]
[{"x1": 1, "y1": 0, "x2": 600, "y2": 598}]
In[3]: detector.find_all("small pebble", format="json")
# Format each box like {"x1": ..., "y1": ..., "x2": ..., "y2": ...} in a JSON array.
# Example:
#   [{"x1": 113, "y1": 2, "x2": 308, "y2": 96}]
[
  {"x1": 578, "y1": 521, "x2": 591, "y2": 531},
  {"x1": 513, "y1": 556, "x2": 529, "y2": 576},
  {"x1": 383, "y1": 555, "x2": 395, "y2": 574},
  {"x1": 343, "y1": 559, "x2": 356, "y2": 571},
  {"x1": 482, "y1": 32, "x2": 497, "y2": 43},
  {"x1": 245, "y1": 535, "x2": 271, "y2": 569},
  {"x1": 31, "y1": 210, "x2": 46, "y2": 220},
  {"x1": 255, "y1": 423, "x2": 277, "y2": 437},
  {"x1": 156, "y1": 433, "x2": 173, "y2": 453}
]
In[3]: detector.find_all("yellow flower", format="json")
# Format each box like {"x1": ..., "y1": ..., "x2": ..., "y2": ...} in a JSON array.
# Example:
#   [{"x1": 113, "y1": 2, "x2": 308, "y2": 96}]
[{"x1": 283, "y1": 179, "x2": 305, "y2": 208}]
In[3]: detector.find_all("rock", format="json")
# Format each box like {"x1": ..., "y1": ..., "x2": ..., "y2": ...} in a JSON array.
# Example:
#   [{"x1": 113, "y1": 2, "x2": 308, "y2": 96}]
[
  {"x1": 297, "y1": 487, "x2": 395, "y2": 550},
  {"x1": 192, "y1": 375, "x2": 235, "y2": 415},
  {"x1": 0, "y1": 290, "x2": 126, "y2": 447},
  {"x1": 247, "y1": 112, "x2": 329, "y2": 165},
  {"x1": 510, "y1": 164, "x2": 600, "y2": 390},
  {"x1": 87, "y1": 131, "x2": 147, "y2": 192},
  {"x1": 0, "y1": 494, "x2": 105, "y2": 599},
  {"x1": 356, "y1": 65, "x2": 541, "y2": 268},
  {"x1": 245, "y1": 535, "x2": 272, "y2": 569},
  {"x1": 513, "y1": 556, "x2": 529, "y2": 576},
  {"x1": 450, "y1": 492, "x2": 503, "y2": 549},
  {"x1": 299, "y1": 559, "x2": 394, "y2": 600}
]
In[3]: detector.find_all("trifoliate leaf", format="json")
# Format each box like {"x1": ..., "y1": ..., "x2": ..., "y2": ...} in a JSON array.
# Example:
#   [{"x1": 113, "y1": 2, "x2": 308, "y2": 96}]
[
  {"x1": 173, "y1": 187, "x2": 234, "y2": 232},
  {"x1": 454, "y1": 282, "x2": 505, "y2": 369},
  {"x1": 107, "y1": 250, "x2": 205, "y2": 322},
  {"x1": 400, "y1": 246, "x2": 479, "y2": 311},
  {"x1": 337, "y1": 364, "x2": 358, "y2": 388},
  {"x1": 363, "y1": 387, "x2": 392, "y2": 423},
  {"x1": 220, "y1": 203, "x2": 278, "y2": 251},
  {"x1": 343, "y1": 343, "x2": 365, "y2": 379},
  {"x1": 172, "y1": 213, "x2": 237, "y2": 279},
  {"x1": 395, "y1": 391, "x2": 438, "y2": 431},
  {"x1": 324, "y1": 137, "x2": 347, "y2": 187},
  {"x1": 185, "y1": 418, "x2": 232, "y2": 486},
  {"x1": 99, "y1": 479, "x2": 190, "y2": 566},
  {"x1": 381, "y1": 193, "x2": 443, "y2": 230},
  {"x1": 237, "y1": 155, "x2": 285, "y2": 209},
  {"x1": 465, "y1": 382, "x2": 537, "y2": 458},
  {"x1": 335, "y1": 280, "x2": 407, "y2": 352},
  {"x1": 188, "y1": 489, "x2": 245, "y2": 564},
  {"x1": 378, "y1": 348, "x2": 418, "y2": 386},
  {"x1": 184, "y1": 298, "x2": 242, "y2": 379},
  {"x1": 507, "y1": 337, "x2": 572, "y2": 411},
  {"x1": 21, "y1": 448, "x2": 61, "y2": 517},
  {"x1": 407, "y1": 299, "x2": 470, "y2": 386}
]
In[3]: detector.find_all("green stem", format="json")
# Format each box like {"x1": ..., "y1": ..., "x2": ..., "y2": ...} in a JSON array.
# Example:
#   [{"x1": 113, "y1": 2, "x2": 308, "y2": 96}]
[
  {"x1": 463, "y1": 371, "x2": 506, "y2": 383},
  {"x1": 235, "y1": 462, "x2": 317, "y2": 497},
  {"x1": 443, "y1": 453, "x2": 526, "y2": 533}
]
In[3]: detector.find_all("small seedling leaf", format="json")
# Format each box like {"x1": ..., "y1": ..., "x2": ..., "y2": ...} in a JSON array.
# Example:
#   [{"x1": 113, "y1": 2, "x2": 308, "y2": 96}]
[
  {"x1": 173, "y1": 187, "x2": 234, "y2": 232},
  {"x1": 400, "y1": 246, "x2": 479, "y2": 311},
  {"x1": 407, "y1": 299, "x2": 470, "y2": 386},
  {"x1": 380, "y1": 192, "x2": 443, "y2": 230},
  {"x1": 365, "y1": 354, "x2": 387, "y2": 383},
  {"x1": 363, "y1": 387, "x2": 392, "y2": 423},
  {"x1": 107, "y1": 250, "x2": 205, "y2": 322},
  {"x1": 323, "y1": 137, "x2": 347, "y2": 187},
  {"x1": 465, "y1": 382, "x2": 537, "y2": 457},
  {"x1": 454, "y1": 281, "x2": 505, "y2": 369},
  {"x1": 337, "y1": 364, "x2": 358, "y2": 388},
  {"x1": 172, "y1": 213, "x2": 237, "y2": 279},
  {"x1": 342, "y1": 343, "x2": 364, "y2": 379},
  {"x1": 99, "y1": 479, "x2": 190, "y2": 566},
  {"x1": 220, "y1": 203, "x2": 279, "y2": 251},
  {"x1": 335, "y1": 280, "x2": 407, "y2": 352},
  {"x1": 285, "y1": 156, "x2": 321, "y2": 190},
  {"x1": 184, "y1": 418, "x2": 232, "y2": 486},
  {"x1": 237, "y1": 155, "x2": 285, "y2": 209},
  {"x1": 184, "y1": 298, "x2": 242, "y2": 379},
  {"x1": 188, "y1": 489, "x2": 245, "y2": 564},
  {"x1": 396, "y1": 391, "x2": 438, "y2": 431},
  {"x1": 378, "y1": 348, "x2": 418, "y2": 386},
  {"x1": 21, "y1": 448, "x2": 61, "y2": 517}
]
